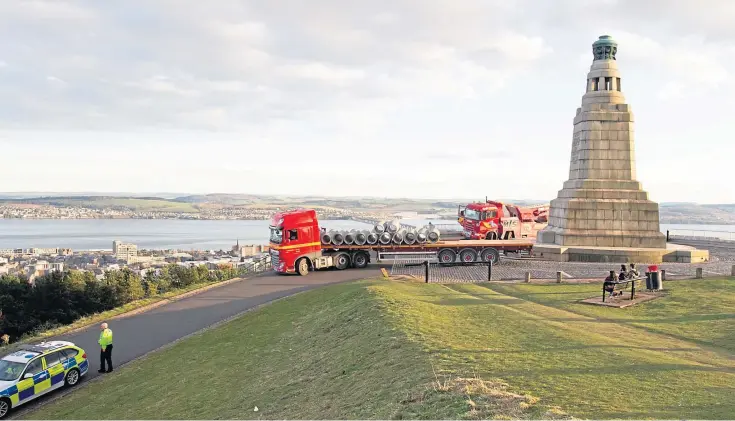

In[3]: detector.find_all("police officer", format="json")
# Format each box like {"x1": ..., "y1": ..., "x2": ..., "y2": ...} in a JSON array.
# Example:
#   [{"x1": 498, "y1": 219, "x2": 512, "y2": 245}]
[{"x1": 98, "y1": 322, "x2": 114, "y2": 373}]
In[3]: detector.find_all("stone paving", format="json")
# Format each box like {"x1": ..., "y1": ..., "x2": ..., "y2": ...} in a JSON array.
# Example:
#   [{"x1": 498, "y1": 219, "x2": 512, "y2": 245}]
[{"x1": 389, "y1": 243, "x2": 735, "y2": 283}]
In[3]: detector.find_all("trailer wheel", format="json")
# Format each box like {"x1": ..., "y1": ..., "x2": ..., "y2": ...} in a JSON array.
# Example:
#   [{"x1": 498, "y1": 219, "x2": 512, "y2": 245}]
[
  {"x1": 296, "y1": 258, "x2": 310, "y2": 276},
  {"x1": 437, "y1": 249, "x2": 456, "y2": 264},
  {"x1": 351, "y1": 251, "x2": 369, "y2": 269},
  {"x1": 459, "y1": 248, "x2": 478, "y2": 263},
  {"x1": 334, "y1": 253, "x2": 350, "y2": 270},
  {"x1": 480, "y1": 248, "x2": 500, "y2": 265}
]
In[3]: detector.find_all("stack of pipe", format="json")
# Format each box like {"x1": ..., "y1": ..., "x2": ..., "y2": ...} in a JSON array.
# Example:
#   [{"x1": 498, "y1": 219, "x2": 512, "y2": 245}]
[{"x1": 324, "y1": 221, "x2": 441, "y2": 247}]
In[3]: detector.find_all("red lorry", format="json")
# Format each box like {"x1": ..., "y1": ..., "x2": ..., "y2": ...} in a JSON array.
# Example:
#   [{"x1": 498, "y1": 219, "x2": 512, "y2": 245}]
[
  {"x1": 458, "y1": 199, "x2": 549, "y2": 240},
  {"x1": 269, "y1": 208, "x2": 535, "y2": 275}
]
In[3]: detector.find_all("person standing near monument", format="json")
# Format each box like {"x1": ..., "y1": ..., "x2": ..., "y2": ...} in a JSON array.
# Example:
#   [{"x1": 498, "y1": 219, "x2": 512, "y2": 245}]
[{"x1": 98, "y1": 322, "x2": 114, "y2": 373}]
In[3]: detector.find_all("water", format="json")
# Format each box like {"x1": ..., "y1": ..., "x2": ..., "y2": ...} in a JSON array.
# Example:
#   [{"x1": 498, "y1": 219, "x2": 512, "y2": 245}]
[{"x1": 0, "y1": 219, "x2": 732, "y2": 251}]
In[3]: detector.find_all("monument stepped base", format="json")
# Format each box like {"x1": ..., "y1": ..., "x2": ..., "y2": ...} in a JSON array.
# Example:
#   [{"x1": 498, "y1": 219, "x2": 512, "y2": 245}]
[{"x1": 533, "y1": 243, "x2": 709, "y2": 263}]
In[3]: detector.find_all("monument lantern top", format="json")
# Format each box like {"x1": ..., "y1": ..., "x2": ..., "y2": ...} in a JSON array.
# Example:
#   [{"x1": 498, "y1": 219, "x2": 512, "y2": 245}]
[{"x1": 592, "y1": 35, "x2": 617, "y2": 61}]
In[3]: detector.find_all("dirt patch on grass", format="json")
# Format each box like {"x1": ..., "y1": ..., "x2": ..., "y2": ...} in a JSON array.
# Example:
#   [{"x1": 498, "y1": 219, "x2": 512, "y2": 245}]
[{"x1": 394, "y1": 375, "x2": 573, "y2": 420}]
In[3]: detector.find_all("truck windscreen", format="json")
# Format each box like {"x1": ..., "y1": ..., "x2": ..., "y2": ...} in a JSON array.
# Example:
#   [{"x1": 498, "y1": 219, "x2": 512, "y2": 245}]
[
  {"x1": 269, "y1": 227, "x2": 283, "y2": 244},
  {"x1": 464, "y1": 209, "x2": 481, "y2": 220}
]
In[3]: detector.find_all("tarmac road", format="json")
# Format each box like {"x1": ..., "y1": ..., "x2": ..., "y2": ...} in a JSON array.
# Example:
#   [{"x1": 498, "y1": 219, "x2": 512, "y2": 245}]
[{"x1": 9, "y1": 267, "x2": 380, "y2": 417}]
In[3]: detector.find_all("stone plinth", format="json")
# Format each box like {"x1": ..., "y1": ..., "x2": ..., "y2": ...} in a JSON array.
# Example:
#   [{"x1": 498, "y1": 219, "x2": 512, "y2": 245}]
[
  {"x1": 538, "y1": 35, "x2": 667, "y2": 251},
  {"x1": 533, "y1": 243, "x2": 709, "y2": 264}
]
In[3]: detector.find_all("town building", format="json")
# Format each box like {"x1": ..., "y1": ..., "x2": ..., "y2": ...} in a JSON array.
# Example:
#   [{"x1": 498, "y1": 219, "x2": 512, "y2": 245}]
[
  {"x1": 232, "y1": 241, "x2": 270, "y2": 257},
  {"x1": 112, "y1": 240, "x2": 138, "y2": 263}
]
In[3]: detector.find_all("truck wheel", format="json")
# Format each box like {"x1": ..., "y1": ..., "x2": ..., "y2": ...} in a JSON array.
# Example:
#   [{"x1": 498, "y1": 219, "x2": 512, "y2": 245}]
[
  {"x1": 352, "y1": 252, "x2": 369, "y2": 269},
  {"x1": 480, "y1": 248, "x2": 500, "y2": 265},
  {"x1": 297, "y1": 258, "x2": 310, "y2": 276},
  {"x1": 334, "y1": 253, "x2": 350, "y2": 270},
  {"x1": 437, "y1": 249, "x2": 456, "y2": 263},
  {"x1": 459, "y1": 248, "x2": 478, "y2": 263}
]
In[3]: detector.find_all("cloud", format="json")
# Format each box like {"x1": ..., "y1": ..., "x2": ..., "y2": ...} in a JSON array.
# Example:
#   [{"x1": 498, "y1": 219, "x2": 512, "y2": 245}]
[
  {"x1": 0, "y1": 0, "x2": 734, "y2": 202},
  {"x1": 611, "y1": 31, "x2": 731, "y2": 99},
  {"x1": 0, "y1": 0, "x2": 555, "y2": 132}
]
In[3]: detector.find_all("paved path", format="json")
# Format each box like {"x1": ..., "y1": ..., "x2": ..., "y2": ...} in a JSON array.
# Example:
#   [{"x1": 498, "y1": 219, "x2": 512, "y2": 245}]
[
  {"x1": 11, "y1": 268, "x2": 380, "y2": 417},
  {"x1": 62, "y1": 268, "x2": 379, "y2": 377}
]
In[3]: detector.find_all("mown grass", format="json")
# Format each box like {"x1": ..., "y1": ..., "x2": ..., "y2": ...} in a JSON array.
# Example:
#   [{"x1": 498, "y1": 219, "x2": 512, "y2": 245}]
[
  {"x1": 489, "y1": 279, "x2": 735, "y2": 354},
  {"x1": 26, "y1": 279, "x2": 735, "y2": 420},
  {"x1": 374, "y1": 279, "x2": 735, "y2": 419},
  {"x1": 25, "y1": 281, "x2": 559, "y2": 420}
]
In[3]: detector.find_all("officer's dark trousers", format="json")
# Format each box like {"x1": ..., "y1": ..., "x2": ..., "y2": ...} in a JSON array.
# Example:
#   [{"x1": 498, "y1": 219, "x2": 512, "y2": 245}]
[{"x1": 100, "y1": 345, "x2": 113, "y2": 372}]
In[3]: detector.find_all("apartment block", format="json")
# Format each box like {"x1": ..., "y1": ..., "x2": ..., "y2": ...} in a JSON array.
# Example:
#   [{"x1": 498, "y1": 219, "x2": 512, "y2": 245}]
[{"x1": 112, "y1": 240, "x2": 138, "y2": 263}]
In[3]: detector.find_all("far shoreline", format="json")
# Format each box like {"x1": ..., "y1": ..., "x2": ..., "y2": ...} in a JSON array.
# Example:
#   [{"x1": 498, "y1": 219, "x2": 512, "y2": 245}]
[{"x1": 0, "y1": 217, "x2": 733, "y2": 226}]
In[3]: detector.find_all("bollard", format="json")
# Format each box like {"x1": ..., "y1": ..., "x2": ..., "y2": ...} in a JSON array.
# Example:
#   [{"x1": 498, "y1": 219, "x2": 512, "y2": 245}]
[
  {"x1": 525, "y1": 272, "x2": 531, "y2": 283},
  {"x1": 661, "y1": 269, "x2": 666, "y2": 281},
  {"x1": 556, "y1": 271, "x2": 563, "y2": 283},
  {"x1": 487, "y1": 260, "x2": 493, "y2": 281},
  {"x1": 424, "y1": 260, "x2": 429, "y2": 283},
  {"x1": 731, "y1": 264, "x2": 735, "y2": 277},
  {"x1": 696, "y1": 268, "x2": 703, "y2": 279}
]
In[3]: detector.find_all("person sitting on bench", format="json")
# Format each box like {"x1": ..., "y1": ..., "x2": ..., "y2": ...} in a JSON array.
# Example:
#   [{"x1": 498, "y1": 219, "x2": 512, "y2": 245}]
[
  {"x1": 604, "y1": 270, "x2": 620, "y2": 297},
  {"x1": 618, "y1": 265, "x2": 628, "y2": 281},
  {"x1": 628, "y1": 263, "x2": 640, "y2": 279}
]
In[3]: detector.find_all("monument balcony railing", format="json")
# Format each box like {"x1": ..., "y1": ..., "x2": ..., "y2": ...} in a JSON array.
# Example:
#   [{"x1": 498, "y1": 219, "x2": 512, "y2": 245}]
[{"x1": 667, "y1": 229, "x2": 735, "y2": 243}]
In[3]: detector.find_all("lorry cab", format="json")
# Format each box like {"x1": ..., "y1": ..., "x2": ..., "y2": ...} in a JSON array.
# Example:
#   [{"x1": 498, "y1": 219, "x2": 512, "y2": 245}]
[
  {"x1": 269, "y1": 209, "x2": 323, "y2": 274},
  {"x1": 459, "y1": 202, "x2": 502, "y2": 240},
  {"x1": 459, "y1": 201, "x2": 536, "y2": 240}
]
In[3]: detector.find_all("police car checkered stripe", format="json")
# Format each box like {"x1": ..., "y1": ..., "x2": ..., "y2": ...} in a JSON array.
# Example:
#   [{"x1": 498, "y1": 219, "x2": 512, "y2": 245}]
[{"x1": 1, "y1": 348, "x2": 87, "y2": 407}]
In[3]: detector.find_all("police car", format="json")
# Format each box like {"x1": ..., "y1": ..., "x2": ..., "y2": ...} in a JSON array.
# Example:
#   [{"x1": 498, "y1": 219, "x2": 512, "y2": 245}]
[{"x1": 0, "y1": 341, "x2": 88, "y2": 418}]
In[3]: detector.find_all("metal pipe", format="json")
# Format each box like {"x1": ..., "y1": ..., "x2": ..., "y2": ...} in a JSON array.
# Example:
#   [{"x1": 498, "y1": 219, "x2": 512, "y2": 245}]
[
  {"x1": 332, "y1": 231, "x2": 344, "y2": 246},
  {"x1": 374, "y1": 221, "x2": 386, "y2": 233},
  {"x1": 392, "y1": 230, "x2": 405, "y2": 244},
  {"x1": 378, "y1": 232, "x2": 392, "y2": 245},
  {"x1": 404, "y1": 228, "x2": 417, "y2": 245},
  {"x1": 366, "y1": 231, "x2": 379, "y2": 245},
  {"x1": 355, "y1": 230, "x2": 368, "y2": 245},
  {"x1": 344, "y1": 230, "x2": 356, "y2": 245},
  {"x1": 416, "y1": 227, "x2": 428, "y2": 244},
  {"x1": 321, "y1": 230, "x2": 333, "y2": 245},
  {"x1": 385, "y1": 219, "x2": 401, "y2": 234},
  {"x1": 427, "y1": 226, "x2": 440, "y2": 243}
]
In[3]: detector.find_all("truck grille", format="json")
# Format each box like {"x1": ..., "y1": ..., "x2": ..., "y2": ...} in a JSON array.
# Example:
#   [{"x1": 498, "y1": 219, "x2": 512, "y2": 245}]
[{"x1": 270, "y1": 250, "x2": 280, "y2": 267}]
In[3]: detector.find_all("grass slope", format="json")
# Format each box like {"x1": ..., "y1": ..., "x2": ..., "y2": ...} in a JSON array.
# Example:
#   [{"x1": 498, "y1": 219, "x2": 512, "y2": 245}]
[{"x1": 26, "y1": 279, "x2": 735, "y2": 420}]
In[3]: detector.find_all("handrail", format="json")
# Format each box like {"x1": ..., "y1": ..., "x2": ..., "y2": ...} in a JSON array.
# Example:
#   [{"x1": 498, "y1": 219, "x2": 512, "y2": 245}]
[{"x1": 666, "y1": 229, "x2": 734, "y2": 242}]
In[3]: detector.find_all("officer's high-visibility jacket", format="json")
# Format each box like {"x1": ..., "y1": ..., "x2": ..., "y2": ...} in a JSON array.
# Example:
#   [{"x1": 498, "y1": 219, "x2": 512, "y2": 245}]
[{"x1": 99, "y1": 328, "x2": 113, "y2": 350}]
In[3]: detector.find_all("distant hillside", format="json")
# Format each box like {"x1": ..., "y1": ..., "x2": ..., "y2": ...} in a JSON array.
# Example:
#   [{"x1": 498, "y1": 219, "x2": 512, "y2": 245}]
[
  {"x1": 0, "y1": 196, "x2": 199, "y2": 213},
  {"x1": 1, "y1": 193, "x2": 734, "y2": 224},
  {"x1": 659, "y1": 203, "x2": 735, "y2": 225}
]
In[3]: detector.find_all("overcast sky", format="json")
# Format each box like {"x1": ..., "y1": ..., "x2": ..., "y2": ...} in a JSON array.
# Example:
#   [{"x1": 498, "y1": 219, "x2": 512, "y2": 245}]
[{"x1": 1, "y1": 0, "x2": 733, "y2": 203}]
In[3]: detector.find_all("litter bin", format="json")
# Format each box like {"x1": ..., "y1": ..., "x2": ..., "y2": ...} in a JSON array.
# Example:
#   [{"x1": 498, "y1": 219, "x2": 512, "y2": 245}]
[
  {"x1": 645, "y1": 271, "x2": 652, "y2": 290},
  {"x1": 650, "y1": 270, "x2": 661, "y2": 290}
]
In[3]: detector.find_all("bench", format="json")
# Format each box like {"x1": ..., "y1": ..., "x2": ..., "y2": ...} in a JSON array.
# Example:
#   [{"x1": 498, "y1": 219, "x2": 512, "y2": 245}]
[{"x1": 602, "y1": 277, "x2": 643, "y2": 302}]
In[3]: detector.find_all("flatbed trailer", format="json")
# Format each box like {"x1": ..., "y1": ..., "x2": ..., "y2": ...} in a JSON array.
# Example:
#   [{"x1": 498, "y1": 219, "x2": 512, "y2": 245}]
[{"x1": 268, "y1": 209, "x2": 534, "y2": 275}]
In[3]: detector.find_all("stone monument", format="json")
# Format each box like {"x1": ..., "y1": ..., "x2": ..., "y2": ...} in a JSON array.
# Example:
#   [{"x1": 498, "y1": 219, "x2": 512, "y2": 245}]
[{"x1": 535, "y1": 35, "x2": 708, "y2": 263}]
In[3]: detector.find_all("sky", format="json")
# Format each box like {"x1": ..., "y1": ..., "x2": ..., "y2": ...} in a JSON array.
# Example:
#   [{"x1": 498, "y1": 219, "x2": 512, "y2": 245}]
[{"x1": 1, "y1": 0, "x2": 734, "y2": 203}]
